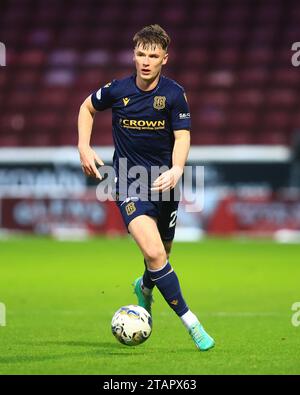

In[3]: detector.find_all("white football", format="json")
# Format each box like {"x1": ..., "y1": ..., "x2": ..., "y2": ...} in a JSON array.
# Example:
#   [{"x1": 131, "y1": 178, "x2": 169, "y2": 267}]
[{"x1": 111, "y1": 305, "x2": 152, "y2": 346}]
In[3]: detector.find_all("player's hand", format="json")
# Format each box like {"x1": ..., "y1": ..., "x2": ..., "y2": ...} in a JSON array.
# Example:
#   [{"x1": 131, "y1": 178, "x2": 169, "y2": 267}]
[
  {"x1": 78, "y1": 145, "x2": 104, "y2": 179},
  {"x1": 151, "y1": 165, "x2": 183, "y2": 192}
]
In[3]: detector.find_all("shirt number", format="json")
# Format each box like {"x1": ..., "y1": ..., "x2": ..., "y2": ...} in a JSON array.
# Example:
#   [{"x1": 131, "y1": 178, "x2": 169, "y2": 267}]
[{"x1": 169, "y1": 210, "x2": 177, "y2": 228}]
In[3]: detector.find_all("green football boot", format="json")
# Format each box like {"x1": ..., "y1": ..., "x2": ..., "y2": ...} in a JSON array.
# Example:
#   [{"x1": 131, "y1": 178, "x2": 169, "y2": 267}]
[
  {"x1": 133, "y1": 277, "x2": 153, "y2": 315},
  {"x1": 189, "y1": 322, "x2": 215, "y2": 351}
]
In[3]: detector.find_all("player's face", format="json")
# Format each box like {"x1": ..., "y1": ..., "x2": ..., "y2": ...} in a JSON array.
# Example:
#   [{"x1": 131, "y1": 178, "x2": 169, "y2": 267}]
[{"x1": 134, "y1": 44, "x2": 168, "y2": 82}]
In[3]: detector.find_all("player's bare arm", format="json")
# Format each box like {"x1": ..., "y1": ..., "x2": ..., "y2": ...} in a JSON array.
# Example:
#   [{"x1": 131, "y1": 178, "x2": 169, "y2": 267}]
[
  {"x1": 152, "y1": 129, "x2": 190, "y2": 192},
  {"x1": 78, "y1": 95, "x2": 104, "y2": 179}
]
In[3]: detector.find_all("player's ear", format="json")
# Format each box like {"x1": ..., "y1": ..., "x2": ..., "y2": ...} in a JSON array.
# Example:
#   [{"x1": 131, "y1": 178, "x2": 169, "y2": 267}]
[{"x1": 162, "y1": 52, "x2": 168, "y2": 65}]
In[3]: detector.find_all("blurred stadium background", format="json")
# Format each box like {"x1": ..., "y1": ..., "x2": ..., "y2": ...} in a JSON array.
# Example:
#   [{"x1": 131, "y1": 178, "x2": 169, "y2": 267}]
[
  {"x1": 1, "y1": 0, "x2": 300, "y2": 376},
  {"x1": 0, "y1": 0, "x2": 300, "y2": 241}
]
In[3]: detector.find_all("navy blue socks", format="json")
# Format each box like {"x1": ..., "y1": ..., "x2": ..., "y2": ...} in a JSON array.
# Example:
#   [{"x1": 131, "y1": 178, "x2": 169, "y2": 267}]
[
  {"x1": 142, "y1": 259, "x2": 155, "y2": 290},
  {"x1": 148, "y1": 261, "x2": 189, "y2": 317}
]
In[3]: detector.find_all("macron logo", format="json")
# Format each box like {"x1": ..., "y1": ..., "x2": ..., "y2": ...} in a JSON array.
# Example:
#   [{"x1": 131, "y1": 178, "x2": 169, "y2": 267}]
[{"x1": 123, "y1": 97, "x2": 130, "y2": 106}]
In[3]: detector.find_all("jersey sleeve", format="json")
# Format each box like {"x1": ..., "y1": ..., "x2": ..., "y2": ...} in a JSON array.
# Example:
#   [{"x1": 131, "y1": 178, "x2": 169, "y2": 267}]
[
  {"x1": 171, "y1": 89, "x2": 191, "y2": 131},
  {"x1": 91, "y1": 80, "x2": 117, "y2": 111}
]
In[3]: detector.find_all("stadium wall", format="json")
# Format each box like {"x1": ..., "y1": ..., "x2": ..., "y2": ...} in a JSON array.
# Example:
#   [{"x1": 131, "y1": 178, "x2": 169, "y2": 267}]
[{"x1": 0, "y1": 145, "x2": 298, "y2": 240}]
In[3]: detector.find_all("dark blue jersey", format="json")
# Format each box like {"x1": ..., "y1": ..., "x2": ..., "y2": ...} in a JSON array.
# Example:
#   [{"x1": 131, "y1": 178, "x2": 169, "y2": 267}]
[{"x1": 91, "y1": 74, "x2": 191, "y2": 191}]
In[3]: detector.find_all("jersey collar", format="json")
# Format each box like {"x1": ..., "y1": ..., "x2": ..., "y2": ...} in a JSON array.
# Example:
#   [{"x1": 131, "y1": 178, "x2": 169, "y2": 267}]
[{"x1": 132, "y1": 74, "x2": 162, "y2": 94}]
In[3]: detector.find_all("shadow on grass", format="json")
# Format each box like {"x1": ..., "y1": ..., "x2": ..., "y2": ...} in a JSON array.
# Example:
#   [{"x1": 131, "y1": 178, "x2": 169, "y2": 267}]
[
  {"x1": 0, "y1": 339, "x2": 193, "y2": 365},
  {"x1": 0, "y1": 340, "x2": 151, "y2": 365},
  {"x1": 34, "y1": 340, "x2": 117, "y2": 348},
  {"x1": 22, "y1": 340, "x2": 190, "y2": 353}
]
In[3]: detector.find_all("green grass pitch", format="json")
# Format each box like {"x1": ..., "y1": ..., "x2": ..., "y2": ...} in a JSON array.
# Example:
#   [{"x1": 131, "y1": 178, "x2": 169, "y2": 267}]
[{"x1": 0, "y1": 236, "x2": 299, "y2": 375}]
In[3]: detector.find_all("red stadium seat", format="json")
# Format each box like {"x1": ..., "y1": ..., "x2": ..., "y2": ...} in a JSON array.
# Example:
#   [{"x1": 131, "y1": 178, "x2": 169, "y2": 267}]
[
  {"x1": 35, "y1": 87, "x2": 69, "y2": 109},
  {"x1": 223, "y1": 4, "x2": 250, "y2": 23},
  {"x1": 228, "y1": 110, "x2": 257, "y2": 129},
  {"x1": 0, "y1": 112, "x2": 26, "y2": 136},
  {"x1": 272, "y1": 67, "x2": 300, "y2": 85},
  {"x1": 183, "y1": 49, "x2": 208, "y2": 67},
  {"x1": 0, "y1": 133, "x2": 22, "y2": 146},
  {"x1": 233, "y1": 89, "x2": 264, "y2": 108},
  {"x1": 19, "y1": 50, "x2": 46, "y2": 66},
  {"x1": 13, "y1": 70, "x2": 40, "y2": 87},
  {"x1": 92, "y1": 112, "x2": 113, "y2": 146},
  {"x1": 191, "y1": 130, "x2": 224, "y2": 145},
  {"x1": 176, "y1": 70, "x2": 202, "y2": 91},
  {"x1": 265, "y1": 89, "x2": 297, "y2": 108},
  {"x1": 0, "y1": 0, "x2": 298, "y2": 147},
  {"x1": 238, "y1": 68, "x2": 269, "y2": 85},
  {"x1": 275, "y1": 47, "x2": 295, "y2": 66},
  {"x1": 249, "y1": 26, "x2": 276, "y2": 45},
  {"x1": 0, "y1": 71, "x2": 7, "y2": 89},
  {"x1": 48, "y1": 50, "x2": 79, "y2": 67},
  {"x1": 244, "y1": 48, "x2": 273, "y2": 66},
  {"x1": 224, "y1": 130, "x2": 255, "y2": 145},
  {"x1": 199, "y1": 90, "x2": 230, "y2": 107},
  {"x1": 256, "y1": 131, "x2": 290, "y2": 145},
  {"x1": 57, "y1": 130, "x2": 77, "y2": 146},
  {"x1": 185, "y1": 27, "x2": 212, "y2": 46},
  {"x1": 263, "y1": 111, "x2": 291, "y2": 129},
  {"x1": 25, "y1": 132, "x2": 56, "y2": 147},
  {"x1": 30, "y1": 112, "x2": 60, "y2": 130},
  {"x1": 206, "y1": 70, "x2": 235, "y2": 87},
  {"x1": 7, "y1": 89, "x2": 35, "y2": 111},
  {"x1": 214, "y1": 47, "x2": 240, "y2": 67}
]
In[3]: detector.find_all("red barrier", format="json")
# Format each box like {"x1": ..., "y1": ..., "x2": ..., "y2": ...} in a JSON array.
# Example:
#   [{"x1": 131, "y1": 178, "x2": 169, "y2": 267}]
[
  {"x1": 0, "y1": 196, "x2": 126, "y2": 236},
  {"x1": 207, "y1": 194, "x2": 300, "y2": 235}
]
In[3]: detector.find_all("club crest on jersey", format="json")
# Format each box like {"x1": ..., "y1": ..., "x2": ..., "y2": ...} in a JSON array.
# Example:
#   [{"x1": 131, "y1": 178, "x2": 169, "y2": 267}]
[
  {"x1": 153, "y1": 96, "x2": 166, "y2": 110},
  {"x1": 125, "y1": 202, "x2": 136, "y2": 216}
]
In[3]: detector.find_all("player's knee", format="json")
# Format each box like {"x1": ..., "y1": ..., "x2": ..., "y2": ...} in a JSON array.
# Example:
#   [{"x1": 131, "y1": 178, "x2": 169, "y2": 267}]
[{"x1": 144, "y1": 247, "x2": 167, "y2": 270}]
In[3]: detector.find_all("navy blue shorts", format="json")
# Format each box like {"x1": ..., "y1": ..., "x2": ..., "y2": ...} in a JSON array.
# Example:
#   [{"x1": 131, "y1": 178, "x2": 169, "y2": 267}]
[{"x1": 116, "y1": 197, "x2": 179, "y2": 241}]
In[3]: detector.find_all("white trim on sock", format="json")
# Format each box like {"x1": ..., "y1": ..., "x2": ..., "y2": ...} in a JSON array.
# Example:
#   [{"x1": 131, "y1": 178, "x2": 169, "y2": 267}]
[
  {"x1": 150, "y1": 269, "x2": 173, "y2": 282},
  {"x1": 147, "y1": 260, "x2": 169, "y2": 273},
  {"x1": 148, "y1": 260, "x2": 173, "y2": 281}
]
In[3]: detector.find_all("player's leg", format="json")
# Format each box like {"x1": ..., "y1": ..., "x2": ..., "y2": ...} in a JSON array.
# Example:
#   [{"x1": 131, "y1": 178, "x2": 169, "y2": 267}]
[
  {"x1": 141, "y1": 239, "x2": 172, "y2": 298},
  {"x1": 142, "y1": 240, "x2": 171, "y2": 290},
  {"x1": 130, "y1": 214, "x2": 214, "y2": 350},
  {"x1": 119, "y1": 197, "x2": 214, "y2": 351},
  {"x1": 140, "y1": 239, "x2": 173, "y2": 294},
  {"x1": 156, "y1": 203, "x2": 215, "y2": 351},
  {"x1": 115, "y1": 198, "x2": 159, "y2": 313},
  {"x1": 129, "y1": 216, "x2": 193, "y2": 331},
  {"x1": 131, "y1": 215, "x2": 165, "y2": 314},
  {"x1": 135, "y1": 239, "x2": 173, "y2": 309},
  {"x1": 129, "y1": 215, "x2": 167, "y2": 269}
]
